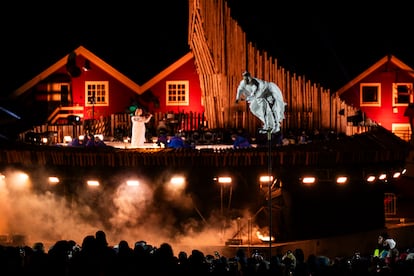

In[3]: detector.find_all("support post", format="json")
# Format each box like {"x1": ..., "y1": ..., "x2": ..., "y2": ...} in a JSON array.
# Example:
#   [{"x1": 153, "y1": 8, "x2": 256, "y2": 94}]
[{"x1": 267, "y1": 130, "x2": 272, "y2": 261}]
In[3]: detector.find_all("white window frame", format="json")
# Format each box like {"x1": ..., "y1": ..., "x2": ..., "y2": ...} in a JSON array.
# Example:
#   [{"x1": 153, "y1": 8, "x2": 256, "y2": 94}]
[
  {"x1": 360, "y1": 83, "x2": 381, "y2": 107},
  {"x1": 392, "y1": 83, "x2": 413, "y2": 106},
  {"x1": 166, "y1": 80, "x2": 189, "y2": 106},
  {"x1": 85, "y1": 81, "x2": 109, "y2": 106}
]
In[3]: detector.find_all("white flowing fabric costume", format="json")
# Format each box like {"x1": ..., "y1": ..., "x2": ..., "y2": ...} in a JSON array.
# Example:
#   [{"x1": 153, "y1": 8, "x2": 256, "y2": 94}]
[
  {"x1": 131, "y1": 114, "x2": 152, "y2": 147},
  {"x1": 236, "y1": 72, "x2": 286, "y2": 133}
]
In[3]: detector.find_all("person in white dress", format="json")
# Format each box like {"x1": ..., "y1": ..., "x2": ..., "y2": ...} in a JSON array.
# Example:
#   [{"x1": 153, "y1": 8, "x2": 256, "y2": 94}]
[
  {"x1": 235, "y1": 71, "x2": 286, "y2": 133},
  {"x1": 131, "y1": 108, "x2": 152, "y2": 147}
]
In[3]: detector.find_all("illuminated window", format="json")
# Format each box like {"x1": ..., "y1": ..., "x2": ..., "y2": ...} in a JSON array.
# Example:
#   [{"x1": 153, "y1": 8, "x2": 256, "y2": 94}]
[
  {"x1": 360, "y1": 83, "x2": 381, "y2": 106},
  {"x1": 392, "y1": 83, "x2": 412, "y2": 106},
  {"x1": 85, "y1": 81, "x2": 109, "y2": 106},
  {"x1": 392, "y1": 123, "x2": 411, "y2": 142},
  {"x1": 166, "y1": 81, "x2": 189, "y2": 106},
  {"x1": 35, "y1": 82, "x2": 71, "y2": 102}
]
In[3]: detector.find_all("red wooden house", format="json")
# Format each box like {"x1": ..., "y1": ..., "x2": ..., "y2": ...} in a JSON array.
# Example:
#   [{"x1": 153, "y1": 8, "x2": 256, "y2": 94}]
[
  {"x1": 336, "y1": 54, "x2": 414, "y2": 142},
  {"x1": 8, "y1": 45, "x2": 204, "y2": 141}
]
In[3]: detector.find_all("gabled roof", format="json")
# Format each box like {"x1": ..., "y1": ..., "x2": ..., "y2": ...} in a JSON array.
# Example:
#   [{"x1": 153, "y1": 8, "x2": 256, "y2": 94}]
[
  {"x1": 10, "y1": 45, "x2": 194, "y2": 99},
  {"x1": 336, "y1": 54, "x2": 414, "y2": 96},
  {"x1": 140, "y1": 52, "x2": 194, "y2": 92},
  {"x1": 10, "y1": 45, "x2": 142, "y2": 99}
]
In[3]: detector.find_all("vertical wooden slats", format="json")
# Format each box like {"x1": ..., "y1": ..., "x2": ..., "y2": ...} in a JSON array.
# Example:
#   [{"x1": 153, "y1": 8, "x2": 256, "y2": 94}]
[{"x1": 188, "y1": 0, "x2": 361, "y2": 135}]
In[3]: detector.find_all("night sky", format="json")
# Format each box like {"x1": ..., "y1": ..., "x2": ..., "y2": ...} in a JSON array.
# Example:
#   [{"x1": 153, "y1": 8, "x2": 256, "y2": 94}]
[
  {"x1": 1, "y1": 0, "x2": 413, "y2": 96},
  {"x1": 227, "y1": 0, "x2": 414, "y2": 91}
]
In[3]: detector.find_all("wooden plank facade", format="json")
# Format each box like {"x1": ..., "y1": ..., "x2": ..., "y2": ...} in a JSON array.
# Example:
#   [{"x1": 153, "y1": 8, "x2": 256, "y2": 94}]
[{"x1": 188, "y1": 0, "x2": 358, "y2": 135}]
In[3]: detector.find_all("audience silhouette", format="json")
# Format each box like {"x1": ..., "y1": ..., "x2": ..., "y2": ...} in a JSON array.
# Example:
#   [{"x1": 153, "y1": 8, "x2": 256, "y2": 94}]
[{"x1": 0, "y1": 229, "x2": 413, "y2": 276}]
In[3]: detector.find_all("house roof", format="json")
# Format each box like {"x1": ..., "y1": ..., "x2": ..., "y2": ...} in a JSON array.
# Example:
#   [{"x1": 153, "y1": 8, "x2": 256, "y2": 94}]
[
  {"x1": 10, "y1": 46, "x2": 140, "y2": 99},
  {"x1": 140, "y1": 52, "x2": 194, "y2": 92},
  {"x1": 335, "y1": 54, "x2": 414, "y2": 96},
  {"x1": 10, "y1": 45, "x2": 194, "y2": 99}
]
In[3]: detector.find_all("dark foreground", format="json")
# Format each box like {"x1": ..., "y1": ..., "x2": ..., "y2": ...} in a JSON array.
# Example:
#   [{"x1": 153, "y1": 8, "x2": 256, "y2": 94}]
[{"x1": 1, "y1": 223, "x2": 414, "y2": 276}]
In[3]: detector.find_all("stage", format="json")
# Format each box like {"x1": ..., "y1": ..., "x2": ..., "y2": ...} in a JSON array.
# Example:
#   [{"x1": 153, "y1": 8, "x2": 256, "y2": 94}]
[{"x1": 103, "y1": 141, "x2": 239, "y2": 150}]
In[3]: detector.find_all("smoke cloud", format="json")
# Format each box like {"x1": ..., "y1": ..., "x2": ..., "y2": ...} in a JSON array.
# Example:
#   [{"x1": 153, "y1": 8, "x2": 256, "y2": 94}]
[{"x1": 0, "y1": 167, "x2": 264, "y2": 255}]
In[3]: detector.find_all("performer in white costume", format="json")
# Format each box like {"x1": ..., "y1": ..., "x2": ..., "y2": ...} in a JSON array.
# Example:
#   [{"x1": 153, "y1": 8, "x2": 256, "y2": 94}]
[
  {"x1": 131, "y1": 108, "x2": 153, "y2": 147},
  {"x1": 235, "y1": 71, "x2": 286, "y2": 133}
]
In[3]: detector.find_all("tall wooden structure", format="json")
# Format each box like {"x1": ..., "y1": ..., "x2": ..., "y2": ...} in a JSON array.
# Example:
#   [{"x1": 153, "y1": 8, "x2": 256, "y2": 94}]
[{"x1": 188, "y1": 0, "x2": 356, "y2": 135}]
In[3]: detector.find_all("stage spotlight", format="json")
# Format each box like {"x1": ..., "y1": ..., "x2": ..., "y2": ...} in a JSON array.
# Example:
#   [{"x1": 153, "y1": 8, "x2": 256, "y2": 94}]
[
  {"x1": 63, "y1": 136, "x2": 72, "y2": 144},
  {"x1": 168, "y1": 176, "x2": 186, "y2": 194},
  {"x1": 259, "y1": 175, "x2": 273, "y2": 189},
  {"x1": 48, "y1": 176, "x2": 60, "y2": 184},
  {"x1": 378, "y1": 173, "x2": 387, "y2": 181},
  {"x1": 68, "y1": 115, "x2": 81, "y2": 125},
  {"x1": 216, "y1": 176, "x2": 232, "y2": 183},
  {"x1": 87, "y1": 180, "x2": 100, "y2": 186},
  {"x1": 336, "y1": 176, "x2": 348, "y2": 185},
  {"x1": 392, "y1": 172, "x2": 401, "y2": 179},
  {"x1": 301, "y1": 176, "x2": 316, "y2": 185},
  {"x1": 94, "y1": 134, "x2": 104, "y2": 141},
  {"x1": 259, "y1": 175, "x2": 273, "y2": 183},
  {"x1": 366, "y1": 175, "x2": 376, "y2": 183},
  {"x1": 126, "y1": 180, "x2": 139, "y2": 186},
  {"x1": 170, "y1": 176, "x2": 185, "y2": 186}
]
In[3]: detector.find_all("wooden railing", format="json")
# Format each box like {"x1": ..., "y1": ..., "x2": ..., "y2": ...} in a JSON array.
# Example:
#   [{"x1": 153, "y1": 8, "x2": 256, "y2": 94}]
[
  {"x1": 20, "y1": 109, "x2": 378, "y2": 144},
  {"x1": 47, "y1": 106, "x2": 84, "y2": 124}
]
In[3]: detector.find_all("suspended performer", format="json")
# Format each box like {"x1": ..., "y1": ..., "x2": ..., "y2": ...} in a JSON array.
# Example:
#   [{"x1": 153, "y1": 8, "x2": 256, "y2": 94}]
[{"x1": 235, "y1": 71, "x2": 286, "y2": 134}]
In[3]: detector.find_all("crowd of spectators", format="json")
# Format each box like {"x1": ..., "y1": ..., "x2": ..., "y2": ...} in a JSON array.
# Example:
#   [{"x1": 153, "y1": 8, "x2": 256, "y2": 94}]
[{"x1": 1, "y1": 230, "x2": 414, "y2": 275}]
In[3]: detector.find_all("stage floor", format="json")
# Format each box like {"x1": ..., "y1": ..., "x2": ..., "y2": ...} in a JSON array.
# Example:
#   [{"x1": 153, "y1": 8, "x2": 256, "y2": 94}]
[{"x1": 104, "y1": 141, "x2": 255, "y2": 150}]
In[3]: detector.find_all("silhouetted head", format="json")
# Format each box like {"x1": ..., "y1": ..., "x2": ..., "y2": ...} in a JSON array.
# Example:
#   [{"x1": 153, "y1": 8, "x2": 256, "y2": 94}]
[{"x1": 95, "y1": 230, "x2": 108, "y2": 247}]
